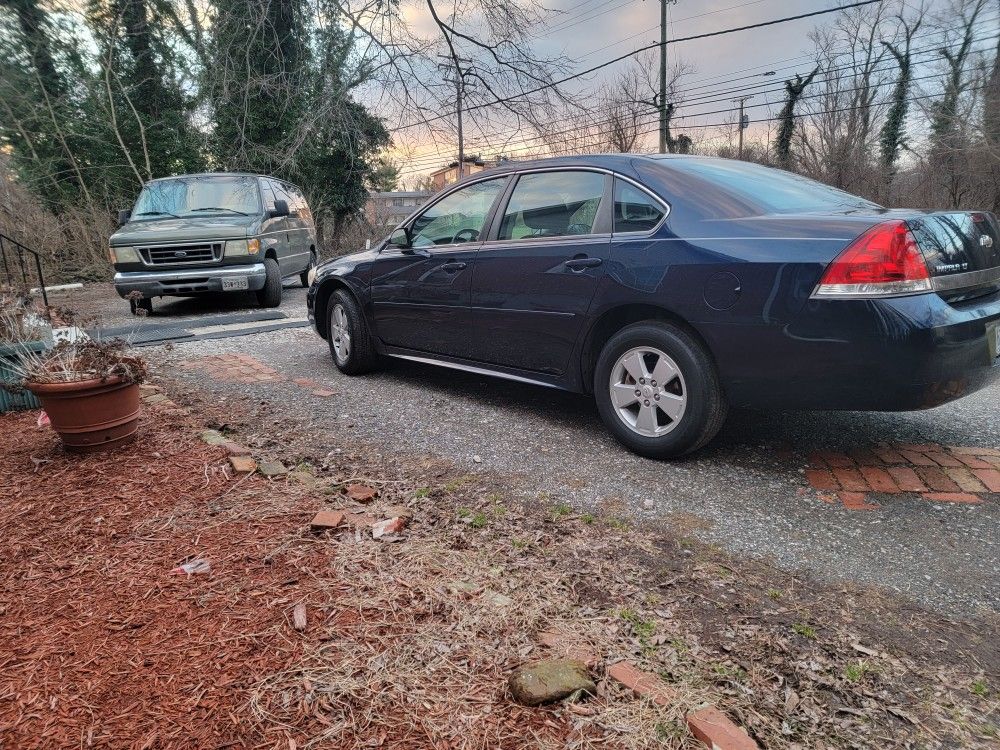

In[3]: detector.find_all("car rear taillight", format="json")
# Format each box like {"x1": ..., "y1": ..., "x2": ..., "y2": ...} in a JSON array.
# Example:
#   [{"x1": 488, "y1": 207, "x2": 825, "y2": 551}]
[{"x1": 813, "y1": 220, "x2": 931, "y2": 298}]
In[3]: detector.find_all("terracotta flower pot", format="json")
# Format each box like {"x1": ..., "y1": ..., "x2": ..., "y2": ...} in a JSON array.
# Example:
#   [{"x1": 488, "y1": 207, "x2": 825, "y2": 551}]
[{"x1": 27, "y1": 376, "x2": 141, "y2": 453}]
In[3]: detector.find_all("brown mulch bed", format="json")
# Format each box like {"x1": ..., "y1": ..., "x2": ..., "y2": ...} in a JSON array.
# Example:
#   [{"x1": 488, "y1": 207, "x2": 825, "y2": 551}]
[{"x1": 1, "y1": 395, "x2": 998, "y2": 749}]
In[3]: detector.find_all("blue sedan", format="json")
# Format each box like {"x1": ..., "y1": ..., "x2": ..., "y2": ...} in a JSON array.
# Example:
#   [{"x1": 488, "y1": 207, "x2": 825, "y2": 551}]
[{"x1": 307, "y1": 155, "x2": 1000, "y2": 458}]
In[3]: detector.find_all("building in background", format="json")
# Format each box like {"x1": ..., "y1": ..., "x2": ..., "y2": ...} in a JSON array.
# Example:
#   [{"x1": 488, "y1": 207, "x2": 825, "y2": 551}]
[
  {"x1": 364, "y1": 191, "x2": 432, "y2": 232},
  {"x1": 429, "y1": 156, "x2": 487, "y2": 191}
]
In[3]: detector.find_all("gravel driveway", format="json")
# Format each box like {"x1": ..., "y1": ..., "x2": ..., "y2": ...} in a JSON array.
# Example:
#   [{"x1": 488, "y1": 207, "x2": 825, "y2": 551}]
[{"x1": 63, "y1": 283, "x2": 1000, "y2": 615}]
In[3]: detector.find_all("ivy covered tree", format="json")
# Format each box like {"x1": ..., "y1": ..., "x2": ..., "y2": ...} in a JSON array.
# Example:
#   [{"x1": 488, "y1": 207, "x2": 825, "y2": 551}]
[{"x1": 774, "y1": 68, "x2": 818, "y2": 169}]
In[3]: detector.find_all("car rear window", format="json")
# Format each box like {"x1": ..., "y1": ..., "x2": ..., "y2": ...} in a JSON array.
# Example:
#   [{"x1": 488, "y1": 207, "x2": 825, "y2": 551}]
[{"x1": 665, "y1": 159, "x2": 880, "y2": 214}]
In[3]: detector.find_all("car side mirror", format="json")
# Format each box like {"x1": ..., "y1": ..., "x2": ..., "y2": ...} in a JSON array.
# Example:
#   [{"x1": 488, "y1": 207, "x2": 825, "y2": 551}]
[
  {"x1": 117, "y1": 209, "x2": 131, "y2": 226},
  {"x1": 390, "y1": 227, "x2": 412, "y2": 249},
  {"x1": 268, "y1": 199, "x2": 290, "y2": 218}
]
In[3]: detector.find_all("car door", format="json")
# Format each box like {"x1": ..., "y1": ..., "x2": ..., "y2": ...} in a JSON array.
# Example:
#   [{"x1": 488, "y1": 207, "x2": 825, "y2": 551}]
[
  {"x1": 370, "y1": 176, "x2": 509, "y2": 358},
  {"x1": 269, "y1": 180, "x2": 297, "y2": 272},
  {"x1": 259, "y1": 180, "x2": 287, "y2": 261},
  {"x1": 467, "y1": 170, "x2": 612, "y2": 374},
  {"x1": 286, "y1": 184, "x2": 313, "y2": 271}
]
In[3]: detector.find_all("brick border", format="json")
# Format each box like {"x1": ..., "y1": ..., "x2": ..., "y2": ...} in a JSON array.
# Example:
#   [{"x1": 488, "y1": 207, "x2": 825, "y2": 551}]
[{"x1": 806, "y1": 442, "x2": 998, "y2": 509}]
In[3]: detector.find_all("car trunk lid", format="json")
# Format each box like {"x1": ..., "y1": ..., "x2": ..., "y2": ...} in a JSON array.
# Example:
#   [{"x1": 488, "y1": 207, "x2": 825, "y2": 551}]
[{"x1": 906, "y1": 212, "x2": 1000, "y2": 299}]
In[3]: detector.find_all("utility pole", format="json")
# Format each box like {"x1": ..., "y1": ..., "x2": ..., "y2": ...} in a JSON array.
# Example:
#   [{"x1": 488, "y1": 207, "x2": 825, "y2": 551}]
[
  {"x1": 438, "y1": 56, "x2": 473, "y2": 179},
  {"x1": 658, "y1": 0, "x2": 678, "y2": 153},
  {"x1": 734, "y1": 95, "x2": 753, "y2": 160}
]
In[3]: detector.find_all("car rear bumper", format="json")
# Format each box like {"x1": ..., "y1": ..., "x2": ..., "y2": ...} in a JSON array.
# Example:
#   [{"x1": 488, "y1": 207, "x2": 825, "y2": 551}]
[
  {"x1": 114, "y1": 264, "x2": 267, "y2": 299},
  {"x1": 710, "y1": 290, "x2": 1000, "y2": 411}
]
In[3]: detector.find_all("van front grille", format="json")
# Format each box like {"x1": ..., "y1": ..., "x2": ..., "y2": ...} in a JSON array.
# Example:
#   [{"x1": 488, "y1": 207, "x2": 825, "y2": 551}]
[{"x1": 139, "y1": 242, "x2": 222, "y2": 266}]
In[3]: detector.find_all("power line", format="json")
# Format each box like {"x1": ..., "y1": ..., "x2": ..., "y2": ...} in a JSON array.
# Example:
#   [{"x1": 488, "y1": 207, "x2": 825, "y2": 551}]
[
  {"x1": 399, "y1": 32, "x2": 999, "y2": 173},
  {"x1": 389, "y1": 0, "x2": 885, "y2": 135}
]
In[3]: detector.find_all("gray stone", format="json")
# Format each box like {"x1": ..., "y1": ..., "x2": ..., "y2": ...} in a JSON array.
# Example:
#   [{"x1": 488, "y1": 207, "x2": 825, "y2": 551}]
[
  {"x1": 258, "y1": 460, "x2": 288, "y2": 477},
  {"x1": 508, "y1": 659, "x2": 596, "y2": 706},
  {"x1": 199, "y1": 429, "x2": 227, "y2": 446}
]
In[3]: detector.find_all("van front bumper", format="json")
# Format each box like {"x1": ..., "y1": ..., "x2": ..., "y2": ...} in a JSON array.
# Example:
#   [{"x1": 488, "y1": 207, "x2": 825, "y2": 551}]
[{"x1": 113, "y1": 264, "x2": 267, "y2": 298}]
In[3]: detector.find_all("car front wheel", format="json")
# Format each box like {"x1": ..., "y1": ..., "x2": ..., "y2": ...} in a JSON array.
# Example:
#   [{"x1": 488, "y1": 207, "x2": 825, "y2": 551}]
[
  {"x1": 256, "y1": 257, "x2": 282, "y2": 308},
  {"x1": 594, "y1": 322, "x2": 727, "y2": 458},
  {"x1": 327, "y1": 289, "x2": 378, "y2": 374}
]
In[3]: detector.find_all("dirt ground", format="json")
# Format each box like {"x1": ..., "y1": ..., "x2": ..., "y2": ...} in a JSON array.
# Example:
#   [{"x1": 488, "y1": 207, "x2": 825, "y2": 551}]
[{"x1": 1, "y1": 380, "x2": 997, "y2": 749}]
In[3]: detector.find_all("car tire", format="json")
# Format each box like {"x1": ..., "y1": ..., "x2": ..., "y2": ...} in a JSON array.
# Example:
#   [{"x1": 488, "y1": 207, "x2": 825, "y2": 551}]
[
  {"x1": 256, "y1": 257, "x2": 282, "y2": 308},
  {"x1": 300, "y1": 251, "x2": 316, "y2": 288},
  {"x1": 129, "y1": 297, "x2": 153, "y2": 316},
  {"x1": 594, "y1": 321, "x2": 727, "y2": 458},
  {"x1": 327, "y1": 289, "x2": 378, "y2": 374}
]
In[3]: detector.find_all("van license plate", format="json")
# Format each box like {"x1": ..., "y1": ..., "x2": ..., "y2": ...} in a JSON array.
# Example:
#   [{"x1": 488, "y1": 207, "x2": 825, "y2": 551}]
[
  {"x1": 989, "y1": 323, "x2": 1000, "y2": 365},
  {"x1": 222, "y1": 277, "x2": 249, "y2": 291}
]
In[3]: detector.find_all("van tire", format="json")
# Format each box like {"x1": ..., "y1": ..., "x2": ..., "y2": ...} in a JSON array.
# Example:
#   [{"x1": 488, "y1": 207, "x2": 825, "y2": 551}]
[{"x1": 256, "y1": 257, "x2": 282, "y2": 308}]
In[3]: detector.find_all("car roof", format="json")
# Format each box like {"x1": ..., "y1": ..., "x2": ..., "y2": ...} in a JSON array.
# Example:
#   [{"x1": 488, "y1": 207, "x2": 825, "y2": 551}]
[{"x1": 476, "y1": 153, "x2": 728, "y2": 178}]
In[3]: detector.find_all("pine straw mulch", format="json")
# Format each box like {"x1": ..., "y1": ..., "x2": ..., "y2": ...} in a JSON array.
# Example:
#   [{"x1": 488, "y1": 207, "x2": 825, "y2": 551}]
[{"x1": 1, "y1": 397, "x2": 998, "y2": 749}]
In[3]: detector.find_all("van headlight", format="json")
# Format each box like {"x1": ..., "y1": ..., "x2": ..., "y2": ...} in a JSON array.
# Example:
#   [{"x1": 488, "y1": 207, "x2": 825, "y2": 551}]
[
  {"x1": 110, "y1": 246, "x2": 139, "y2": 263},
  {"x1": 225, "y1": 238, "x2": 261, "y2": 256}
]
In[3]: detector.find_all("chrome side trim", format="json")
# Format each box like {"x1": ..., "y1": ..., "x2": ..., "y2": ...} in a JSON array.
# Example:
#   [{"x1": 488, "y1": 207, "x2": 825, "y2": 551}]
[
  {"x1": 387, "y1": 353, "x2": 560, "y2": 389},
  {"x1": 931, "y1": 265, "x2": 1000, "y2": 292}
]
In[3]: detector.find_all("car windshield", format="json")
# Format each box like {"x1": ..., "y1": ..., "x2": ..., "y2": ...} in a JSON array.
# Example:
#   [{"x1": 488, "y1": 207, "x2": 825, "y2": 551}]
[
  {"x1": 132, "y1": 176, "x2": 261, "y2": 218},
  {"x1": 665, "y1": 158, "x2": 882, "y2": 214}
]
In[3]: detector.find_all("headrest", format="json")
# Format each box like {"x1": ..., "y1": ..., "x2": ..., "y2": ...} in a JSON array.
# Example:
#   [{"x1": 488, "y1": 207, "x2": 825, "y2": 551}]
[{"x1": 521, "y1": 202, "x2": 569, "y2": 233}]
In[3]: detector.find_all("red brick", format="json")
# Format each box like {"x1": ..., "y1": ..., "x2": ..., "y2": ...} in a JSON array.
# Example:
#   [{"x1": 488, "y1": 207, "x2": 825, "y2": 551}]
[
  {"x1": 921, "y1": 492, "x2": 983, "y2": 504},
  {"x1": 228, "y1": 455, "x2": 256, "y2": 474},
  {"x1": 923, "y1": 452, "x2": 964, "y2": 468},
  {"x1": 848, "y1": 448, "x2": 879, "y2": 466},
  {"x1": 943, "y1": 468, "x2": 988, "y2": 493},
  {"x1": 971, "y1": 469, "x2": 1000, "y2": 492},
  {"x1": 607, "y1": 661, "x2": 676, "y2": 706},
  {"x1": 873, "y1": 447, "x2": 907, "y2": 464},
  {"x1": 292, "y1": 377, "x2": 319, "y2": 387},
  {"x1": 686, "y1": 706, "x2": 760, "y2": 750},
  {"x1": 816, "y1": 451, "x2": 854, "y2": 468},
  {"x1": 948, "y1": 446, "x2": 1000, "y2": 457},
  {"x1": 985, "y1": 456, "x2": 1000, "y2": 469},
  {"x1": 831, "y1": 468, "x2": 869, "y2": 492},
  {"x1": 839, "y1": 492, "x2": 878, "y2": 511},
  {"x1": 310, "y1": 510, "x2": 345, "y2": 531},
  {"x1": 311, "y1": 389, "x2": 337, "y2": 397},
  {"x1": 345, "y1": 484, "x2": 378, "y2": 503},
  {"x1": 858, "y1": 466, "x2": 900, "y2": 493},
  {"x1": 220, "y1": 440, "x2": 251, "y2": 456},
  {"x1": 916, "y1": 467, "x2": 961, "y2": 492},
  {"x1": 805, "y1": 469, "x2": 839, "y2": 491},
  {"x1": 899, "y1": 450, "x2": 936, "y2": 467},
  {"x1": 894, "y1": 442, "x2": 942, "y2": 453},
  {"x1": 953, "y1": 454, "x2": 996, "y2": 470},
  {"x1": 539, "y1": 630, "x2": 600, "y2": 668}
]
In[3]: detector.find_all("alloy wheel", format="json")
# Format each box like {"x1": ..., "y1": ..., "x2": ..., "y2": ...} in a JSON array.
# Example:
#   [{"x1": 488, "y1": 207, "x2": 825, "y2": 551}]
[
  {"x1": 609, "y1": 346, "x2": 687, "y2": 437},
  {"x1": 331, "y1": 303, "x2": 352, "y2": 363}
]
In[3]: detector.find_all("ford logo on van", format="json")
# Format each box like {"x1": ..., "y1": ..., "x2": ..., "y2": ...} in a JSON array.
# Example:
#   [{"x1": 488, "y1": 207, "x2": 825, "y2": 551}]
[{"x1": 174, "y1": 250, "x2": 188, "y2": 258}]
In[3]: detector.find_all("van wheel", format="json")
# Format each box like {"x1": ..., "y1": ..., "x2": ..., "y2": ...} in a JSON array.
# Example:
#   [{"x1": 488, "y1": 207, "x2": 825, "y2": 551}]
[
  {"x1": 129, "y1": 297, "x2": 153, "y2": 316},
  {"x1": 593, "y1": 322, "x2": 727, "y2": 458},
  {"x1": 256, "y1": 257, "x2": 282, "y2": 307},
  {"x1": 328, "y1": 289, "x2": 378, "y2": 374},
  {"x1": 300, "y1": 251, "x2": 316, "y2": 288}
]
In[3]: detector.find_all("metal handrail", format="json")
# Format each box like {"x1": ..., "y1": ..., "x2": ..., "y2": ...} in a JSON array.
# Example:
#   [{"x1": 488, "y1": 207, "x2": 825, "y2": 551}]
[{"x1": 0, "y1": 232, "x2": 48, "y2": 308}]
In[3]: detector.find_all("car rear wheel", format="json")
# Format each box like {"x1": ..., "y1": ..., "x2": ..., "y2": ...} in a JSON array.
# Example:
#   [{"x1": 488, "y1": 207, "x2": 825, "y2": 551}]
[
  {"x1": 256, "y1": 257, "x2": 282, "y2": 308},
  {"x1": 327, "y1": 289, "x2": 378, "y2": 374},
  {"x1": 300, "y1": 251, "x2": 316, "y2": 288},
  {"x1": 594, "y1": 322, "x2": 727, "y2": 458}
]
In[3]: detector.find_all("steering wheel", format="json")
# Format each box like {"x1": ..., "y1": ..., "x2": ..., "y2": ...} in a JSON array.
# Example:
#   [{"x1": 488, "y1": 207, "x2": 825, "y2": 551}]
[{"x1": 451, "y1": 228, "x2": 480, "y2": 243}]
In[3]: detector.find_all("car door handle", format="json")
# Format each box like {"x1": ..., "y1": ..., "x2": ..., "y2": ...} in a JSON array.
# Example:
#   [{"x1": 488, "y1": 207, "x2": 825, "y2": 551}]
[
  {"x1": 440, "y1": 261, "x2": 467, "y2": 272},
  {"x1": 564, "y1": 257, "x2": 602, "y2": 270}
]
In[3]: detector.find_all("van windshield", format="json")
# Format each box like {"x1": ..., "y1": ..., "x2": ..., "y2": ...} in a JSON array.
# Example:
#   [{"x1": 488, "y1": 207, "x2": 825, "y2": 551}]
[{"x1": 133, "y1": 176, "x2": 261, "y2": 219}]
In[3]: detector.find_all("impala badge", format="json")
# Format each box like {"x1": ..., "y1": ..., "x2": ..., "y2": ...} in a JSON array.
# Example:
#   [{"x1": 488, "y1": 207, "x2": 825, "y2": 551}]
[{"x1": 981, "y1": 235, "x2": 994, "y2": 248}]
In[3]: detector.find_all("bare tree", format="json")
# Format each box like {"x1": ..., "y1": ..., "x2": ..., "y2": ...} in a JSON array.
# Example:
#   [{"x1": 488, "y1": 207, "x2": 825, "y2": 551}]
[
  {"x1": 775, "y1": 67, "x2": 819, "y2": 169},
  {"x1": 878, "y1": 5, "x2": 925, "y2": 195}
]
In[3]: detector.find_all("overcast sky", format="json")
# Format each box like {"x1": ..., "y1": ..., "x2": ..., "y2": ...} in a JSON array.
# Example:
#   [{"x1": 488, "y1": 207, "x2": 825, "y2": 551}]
[{"x1": 387, "y1": 0, "x2": 988, "y2": 180}]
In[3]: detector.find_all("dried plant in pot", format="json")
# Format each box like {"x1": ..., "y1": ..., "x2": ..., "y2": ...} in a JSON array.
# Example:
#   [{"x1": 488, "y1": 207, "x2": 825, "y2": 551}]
[{"x1": 9, "y1": 338, "x2": 148, "y2": 453}]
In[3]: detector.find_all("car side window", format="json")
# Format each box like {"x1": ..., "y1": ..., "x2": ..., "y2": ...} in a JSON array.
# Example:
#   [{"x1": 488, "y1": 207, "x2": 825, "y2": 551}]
[
  {"x1": 614, "y1": 180, "x2": 666, "y2": 233},
  {"x1": 498, "y1": 171, "x2": 605, "y2": 241},
  {"x1": 409, "y1": 179, "x2": 505, "y2": 248}
]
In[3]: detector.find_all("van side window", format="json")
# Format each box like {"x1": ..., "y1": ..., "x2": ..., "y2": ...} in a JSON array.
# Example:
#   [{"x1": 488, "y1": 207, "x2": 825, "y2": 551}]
[
  {"x1": 614, "y1": 179, "x2": 667, "y2": 233},
  {"x1": 498, "y1": 171, "x2": 605, "y2": 241},
  {"x1": 261, "y1": 181, "x2": 277, "y2": 212}
]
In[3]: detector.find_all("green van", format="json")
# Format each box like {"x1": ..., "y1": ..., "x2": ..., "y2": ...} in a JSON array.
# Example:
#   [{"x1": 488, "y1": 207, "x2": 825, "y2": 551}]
[{"x1": 111, "y1": 173, "x2": 318, "y2": 314}]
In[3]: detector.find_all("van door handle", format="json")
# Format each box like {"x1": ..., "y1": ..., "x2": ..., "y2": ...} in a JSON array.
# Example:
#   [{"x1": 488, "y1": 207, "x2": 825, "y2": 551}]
[
  {"x1": 564, "y1": 257, "x2": 602, "y2": 270},
  {"x1": 440, "y1": 261, "x2": 467, "y2": 272}
]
